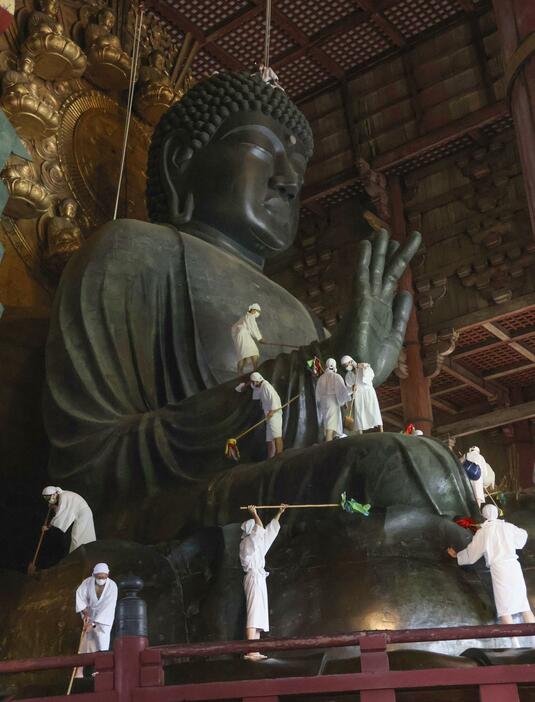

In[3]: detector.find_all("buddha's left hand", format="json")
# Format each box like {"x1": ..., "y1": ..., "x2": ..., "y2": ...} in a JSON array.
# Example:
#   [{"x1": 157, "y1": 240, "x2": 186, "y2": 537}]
[{"x1": 329, "y1": 228, "x2": 422, "y2": 386}]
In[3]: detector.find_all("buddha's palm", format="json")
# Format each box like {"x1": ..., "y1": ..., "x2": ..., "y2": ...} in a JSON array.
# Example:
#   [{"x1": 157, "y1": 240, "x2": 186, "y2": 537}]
[{"x1": 329, "y1": 229, "x2": 422, "y2": 386}]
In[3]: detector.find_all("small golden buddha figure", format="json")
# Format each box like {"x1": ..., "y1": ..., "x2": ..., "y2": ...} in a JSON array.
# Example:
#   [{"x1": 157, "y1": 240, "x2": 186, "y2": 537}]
[
  {"x1": 1, "y1": 158, "x2": 52, "y2": 219},
  {"x1": 22, "y1": 0, "x2": 87, "y2": 80},
  {"x1": 84, "y1": 8, "x2": 131, "y2": 90},
  {"x1": 1, "y1": 56, "x2": 59, "y2": 137},
  {"x1": 42, "y1": 198, "x2": 83, "y2": 276},
  {"x1": 135, "y1": 50, "x2": 182, "y2": 126}
]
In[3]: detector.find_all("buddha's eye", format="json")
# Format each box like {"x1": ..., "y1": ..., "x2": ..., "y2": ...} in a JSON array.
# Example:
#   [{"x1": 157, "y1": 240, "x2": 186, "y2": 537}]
[{"x1": 240, "y1": 142, "x2": 273, "y2": 159}]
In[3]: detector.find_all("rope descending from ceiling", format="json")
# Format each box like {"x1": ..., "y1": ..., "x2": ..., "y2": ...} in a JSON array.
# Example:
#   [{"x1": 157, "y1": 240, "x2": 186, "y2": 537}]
[
  {"x1": 259, "y1": 0, "x2": 281, "y2": 89},
  {"x1": 113, "y1": 3, "x2": 144, "y2": 220}
]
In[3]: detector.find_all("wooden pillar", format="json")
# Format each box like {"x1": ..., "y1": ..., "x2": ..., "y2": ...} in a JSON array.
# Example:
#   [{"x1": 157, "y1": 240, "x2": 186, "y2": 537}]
[
  {"x1": 492, "y1": 0, "x2": 535, "y2": 238},
  {"x1": 510, "y1": 389, "x2": 535, "y2": 487},
  {"x1": 389, "y1": 176, "x2": 433, "y2": 435}
]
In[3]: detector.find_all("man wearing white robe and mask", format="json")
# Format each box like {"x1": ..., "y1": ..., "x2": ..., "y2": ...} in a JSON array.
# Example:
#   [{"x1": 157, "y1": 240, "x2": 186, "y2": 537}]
[
  {"x1": 315, "y1": 358, "x2": 349, "y2": 441},
  {"x1": 75, "y1": 563, "x2": 118, "y2": 676},
  {"x1": 448, "y1": 504, "x2": 535, "y2": 625},
  {"x1": 240, "y1": 504, "x2": 286, "y2": 661},
  {"x1": 460, "y1": 447, "x2": 495, "y2": 507},
  {"x1": 231, "y1": 303, "x2": 264, "y2": 374},
  {"x1": 42, "y1": 486, "x2": 96, "y2": 553},
  {"x1": 341, "y1": 356, "x2": 383, "y2": 433},
  {"x1": 250, "y1": 372, "x2": 283, "y2": 457}
]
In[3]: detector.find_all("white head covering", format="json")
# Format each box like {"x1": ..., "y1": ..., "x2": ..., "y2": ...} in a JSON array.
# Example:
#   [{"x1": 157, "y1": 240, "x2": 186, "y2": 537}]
[
  {"x1": 92, "y1": 563, "x2": 110, "y2": 575},
  {"x1": 241, "y1": 519, "x2": 255, "y2": 537},
  {"x1": 341, "y1": 355, "x2": 354, "y2": 368},
  {"x1": 250, "y1": 372, "x2": 263, "y2": 383},
  {"x1": 326, "y1": 358, "x2": 337, "y2": 371},
  {"x1": 42, "y1": 486, "x2": 62, "y2": 496},
  {"x1": 469, "y1": 446, "x2": 480, "y2": 453},
  {"x1": 482, "y1": 504, "x2": 499, "y2": 521},
  {"x1": 414, "y1": 429, "x2": 424, "y2": 436},
  {"x1": 248, "y1": 303, "x2": 261, "y2": 313}
]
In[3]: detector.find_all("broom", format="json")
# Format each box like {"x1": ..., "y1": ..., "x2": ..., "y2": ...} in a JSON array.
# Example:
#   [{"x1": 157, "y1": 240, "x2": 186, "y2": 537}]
[
  {"x1": 27, "y1": 507, "x2": 52, "y2": 575},
  {"x1": 225, "y1": 393, "x2": 300, "y2": 460}
]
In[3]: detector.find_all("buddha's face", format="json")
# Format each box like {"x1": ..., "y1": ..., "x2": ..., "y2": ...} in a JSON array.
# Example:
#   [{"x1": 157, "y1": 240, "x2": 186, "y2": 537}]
[
  {"x1": 42, "y1": 0, "x2": 57, "y2": 15},
  {"x1": 99, "y1": 10, "x2": 114, "y2": 29},
  {"x1": 151, "y1": 52, "x2": 165, "y2": 70},
  {"x1": 61, "y1": 200, "x2": 77, "y2": 218},
  {"x1": 177, "y1": 111, "x2": 308, "y2": 258}
]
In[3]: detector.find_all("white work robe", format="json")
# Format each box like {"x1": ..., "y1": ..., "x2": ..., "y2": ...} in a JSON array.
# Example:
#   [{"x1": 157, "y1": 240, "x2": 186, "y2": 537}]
[
  {"x1": 461, "y1": 449, "x2": 493, "y2": 506},
  {"x1": 50, "y1": 490, "x2": 96, "y2": 552},
  {"x1": 231, "y1": 312, "x2": 262, "y2": 361},
  {"x1": 75, "y1": 576, "x2": 118, "y2": 652},
  {"x1": 315, "y1": 369, "x2": 349, "y2": 436},
  {"x1": 240, "y1": 520, "x2": 280, "y2": 632},
  {"x1": 252, "y1": 380, "x2": 282, "y2": 441},
  {"x1": 345, "y1": 364, "x2": 382, "y2": 431},
  {"x1": 457, "y1": 519, "x2": 530, "y2": 617}
]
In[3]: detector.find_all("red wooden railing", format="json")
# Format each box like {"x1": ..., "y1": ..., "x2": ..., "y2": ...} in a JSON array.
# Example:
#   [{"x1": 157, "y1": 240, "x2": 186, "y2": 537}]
[{"x1": 2, "y1": 623, "x2": 535, "y2": 702}]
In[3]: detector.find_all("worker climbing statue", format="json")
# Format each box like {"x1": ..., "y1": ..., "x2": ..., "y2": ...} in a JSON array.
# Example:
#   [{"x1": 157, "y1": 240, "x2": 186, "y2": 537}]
[{"x1": 37, "y1": 70, "x2": 495, "y2": 646}]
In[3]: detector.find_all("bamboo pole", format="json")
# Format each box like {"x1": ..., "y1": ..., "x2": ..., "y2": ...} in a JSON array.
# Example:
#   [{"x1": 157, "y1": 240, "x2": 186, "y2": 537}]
[
  {"x1": 66, "y1": 627, "x2": 86, "y2": 695},
  {"x1": 260, "y1": 341, "x2": 300, "y2": 349},
  {"x1": 240, "y1": 504, "x2": 338, "y2": 510},
  {"x1": 27, "y1": 507, "x2": 52, "y2": 575},
  {"x1": 234, "y1": 393, "x2": 300, "y2": 441}
]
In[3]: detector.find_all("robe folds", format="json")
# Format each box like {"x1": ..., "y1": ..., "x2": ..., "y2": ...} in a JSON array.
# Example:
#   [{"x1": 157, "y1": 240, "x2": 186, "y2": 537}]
[
  {"x1": 50, "y1": 491, "x2": 96, "y2": 552},
  {"x1": 240, "y1": 520, "x2": 280, "y2": 631},
  {"x1": 232, "y1": 312, "x2": 262, "y2": 361},
  {"x1": 44, "y1": 220, "x2": 478, "y2": 542},
  {"x1": 75, "y1": 576, "x2": 118, "y2": 651},
  {"x1": 315, "y1": 369, "x2": 349, "y2": 435},
  {"x1": 345, "y1": 364, "x2": 382, "y2": 431},
  {"x1": 457, "y1": 519, "x2": 530, "y2": 617}
]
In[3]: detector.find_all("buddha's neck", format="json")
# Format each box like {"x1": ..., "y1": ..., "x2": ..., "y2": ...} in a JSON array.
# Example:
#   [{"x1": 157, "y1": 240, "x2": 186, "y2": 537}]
[{"x1": 180, "y1": 220, "x2": 265, "y2": 270}]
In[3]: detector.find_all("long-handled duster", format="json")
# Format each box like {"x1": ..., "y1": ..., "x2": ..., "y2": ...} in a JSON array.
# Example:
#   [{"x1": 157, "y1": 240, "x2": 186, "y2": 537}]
[{"x1": 240, "y1": 492, "x2": 371, "y2": 516}]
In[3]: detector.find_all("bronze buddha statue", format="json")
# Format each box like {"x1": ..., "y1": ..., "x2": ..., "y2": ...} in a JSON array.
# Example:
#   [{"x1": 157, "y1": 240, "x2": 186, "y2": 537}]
[{"x1": 40, "y1": 72, "x2": 493, "y2": 645}]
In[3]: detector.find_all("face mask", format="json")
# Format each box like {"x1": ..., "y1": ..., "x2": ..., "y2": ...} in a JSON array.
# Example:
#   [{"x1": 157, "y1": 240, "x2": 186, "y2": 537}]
[
  {"x1": 95, "y1": 578, "x2": 107, "y2": 586},
  {"x1": 47, "y1": 494, "x2": 58, "y2": 505}
]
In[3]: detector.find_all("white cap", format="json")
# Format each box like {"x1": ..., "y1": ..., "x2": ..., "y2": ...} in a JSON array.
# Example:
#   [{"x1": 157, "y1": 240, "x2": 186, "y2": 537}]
[
  {"x1": 241, "y1": 519, "x2": 255, "y2": 536},
  {"x1": 92, "y1": 563, "x2": 110, "y2": 575},
  {"x1": 341, "y1": 355, "x2": 354, "y2": 366},
  {"x1": 249, "y1": 303, "x2": 261, "y2": 312},
  {"x1": 326, "y1": 358, "x2": 337, "y2": 371},
  {"x1": 250, "y1": 372, "x2": 263, "y2": 382},
  {"x1": 42, "y1": 486, "x2": 62, "y2": 496},
  {"x1": 469, "y1": 446, "x2": 480, "y2": 453},
  {"x1": 482, "y1": 504, "x2": 499, "y2": 521},
  {"x1": 414, "y1": 429, "x2": 424, "y2": 436}
]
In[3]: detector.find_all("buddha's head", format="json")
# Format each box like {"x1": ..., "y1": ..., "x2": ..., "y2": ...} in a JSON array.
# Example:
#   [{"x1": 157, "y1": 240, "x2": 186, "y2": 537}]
[
  {"x1": 147, "y1": 72, "x2": 314, "y2": 264},
  {"x1": 60, "y1": 198, "x2": 77, "y2": 219},
  {"x1": 20, "y1": 56, "x2": 35, "y2": 75},
  {"x1": 97, "y1": 8, "x2": 115, "y2": 30},
  {"x1": 149, "y1": 50, "x2": 165, "y2": 71},
  {"x1": 39, "y1": 0, "x2": 58, "y2": 16}
]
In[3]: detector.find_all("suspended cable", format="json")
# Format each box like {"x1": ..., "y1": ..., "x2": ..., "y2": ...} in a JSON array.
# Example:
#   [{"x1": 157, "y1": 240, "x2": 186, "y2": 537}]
[{"x1": 113, "y1": 4, "x2": 144, "y2": 221}]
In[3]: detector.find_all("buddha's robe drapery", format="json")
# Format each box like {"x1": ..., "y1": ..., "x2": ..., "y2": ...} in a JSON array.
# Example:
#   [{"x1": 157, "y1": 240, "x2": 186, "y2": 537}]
[{"x1": 44, "y1": 220, "x2": 477, "y2": 541}]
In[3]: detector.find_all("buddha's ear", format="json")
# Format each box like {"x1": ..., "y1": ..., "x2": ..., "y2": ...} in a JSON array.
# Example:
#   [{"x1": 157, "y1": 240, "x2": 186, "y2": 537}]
[{"x1": 161, "y1": 130, "x2": 194, "y2": 226}]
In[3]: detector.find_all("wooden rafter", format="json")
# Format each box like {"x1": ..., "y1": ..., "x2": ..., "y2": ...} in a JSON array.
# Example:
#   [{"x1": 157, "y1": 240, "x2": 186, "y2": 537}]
[
  {"x1": 481, "y1": 321, "x2": 535, "y2": 364},
  {"x1": 440, "y1": 357, "x2": 509, "y2": 404},
  {"x1": 435, "y1": 400, "x2": 535, "y2": 438}
]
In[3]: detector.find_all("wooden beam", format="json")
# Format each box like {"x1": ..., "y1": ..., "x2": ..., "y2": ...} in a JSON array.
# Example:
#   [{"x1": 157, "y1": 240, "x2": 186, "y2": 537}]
[
  {"x1": 301, "y1": 168, "x2": 359, "y2": 204},
  {"x1": 205, "y1": 5, "x2": 263, "y2": 44},
  {"x1": 441, "y1": 357, "x2": 508, "y2": 403},
  {"x1": 355, "y1": 0, "x2": 405, "y2": 46},
  {"x1": 435, "y1": 400, "x2": 535, "y2": 437},
  {"x1": 382, "y1": 411, "x2": 405, "y2": 429},
  {"x1": 372, "y1": 101, "x2": 507, "y2": 173},
  {"x1": 484, "y1": 361, "x2": 535, "y2": 381},
  {"x1": 482, "y1": 321, "x2": 535, "y2": 363},
  {"x1": 424, "y1": 293, "x2": 535, "y2": 334},
  {"x1": 431, "y1": 397, "x2": 458, "y2": 415}
]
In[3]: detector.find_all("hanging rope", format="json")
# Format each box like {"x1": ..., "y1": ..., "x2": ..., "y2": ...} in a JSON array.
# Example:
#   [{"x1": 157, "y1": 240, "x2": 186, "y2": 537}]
[
  {"x1": 259, "y1": 0, "x2": 281, "y2": 88},
  {"x1": 113, "y1": 4, "x2": 144, "y2": 220}
]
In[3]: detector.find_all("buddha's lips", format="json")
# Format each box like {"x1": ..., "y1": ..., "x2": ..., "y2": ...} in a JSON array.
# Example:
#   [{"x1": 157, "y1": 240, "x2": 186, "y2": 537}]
[{"x1": 263, "y1": 196, "x2": 292, "y2": 220}]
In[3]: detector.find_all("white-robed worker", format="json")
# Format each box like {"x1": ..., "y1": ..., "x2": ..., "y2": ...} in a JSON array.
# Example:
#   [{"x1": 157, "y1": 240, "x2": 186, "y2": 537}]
[
  {"x1": 448, "y1": 504, "x2": 535, "y2": 625},
  {"x1": 41, "y1": 486, "x2": 96, "y2": 552},
  {"x1": 240, "y1": 504, "x2": 286, "y2": 661},
  {"x1": 231, "y1": 303, "x2": 263, "y2": 374},
  {"x1": 341, "y1": 356, "x2": 383, "y2": 433},
  {"x1": 250, "y1": 372, "x2": 284, "y2": 457},
  {"x1": 315, "y1": 358, "x2": 349, "y2": 441},
  {"x1": 461, "y1": 447, "x2": 495, "y2": 507},
  {"x1": 75, "y1": 563, "x2": 118, "y2": 676}
]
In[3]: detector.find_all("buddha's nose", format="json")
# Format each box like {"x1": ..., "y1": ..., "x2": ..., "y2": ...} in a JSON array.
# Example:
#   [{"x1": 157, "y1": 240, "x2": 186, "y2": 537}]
[{"x1": 269, "y1": 175, "x2": 299, "y2": 201}]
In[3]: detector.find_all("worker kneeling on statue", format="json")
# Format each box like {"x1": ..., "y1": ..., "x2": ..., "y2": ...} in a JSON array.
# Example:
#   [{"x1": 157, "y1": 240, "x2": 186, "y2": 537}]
[{"x1": 448, "y1": 504, "x2": 535, "y2": 624}]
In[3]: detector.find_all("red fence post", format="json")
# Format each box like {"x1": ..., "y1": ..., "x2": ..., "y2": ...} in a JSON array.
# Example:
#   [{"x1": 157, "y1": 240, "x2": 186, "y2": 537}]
[
  {"x1": 479, "y1": 683, "x2": 520, "y2": 702},
  {"x1": 359, "y1": 634, "x2": 395, "y2": 702}
]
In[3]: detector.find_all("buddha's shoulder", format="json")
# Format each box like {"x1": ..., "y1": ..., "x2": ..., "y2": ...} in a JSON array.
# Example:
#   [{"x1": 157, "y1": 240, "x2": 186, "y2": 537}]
[{"x1": 89, "y1": 219, "x2": 184, "y2": 256}]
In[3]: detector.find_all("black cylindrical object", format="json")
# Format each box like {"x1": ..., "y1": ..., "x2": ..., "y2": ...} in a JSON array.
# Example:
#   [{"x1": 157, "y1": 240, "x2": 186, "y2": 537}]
[{"x1": 115, "y1": 575, "x2": 148, "y2": 638}]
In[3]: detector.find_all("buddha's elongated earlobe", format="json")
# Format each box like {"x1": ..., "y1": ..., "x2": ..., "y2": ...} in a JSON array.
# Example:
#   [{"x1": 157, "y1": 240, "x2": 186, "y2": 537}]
[{"x1": 161, "y1": 135, "x2": 194, "y2": 226}]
